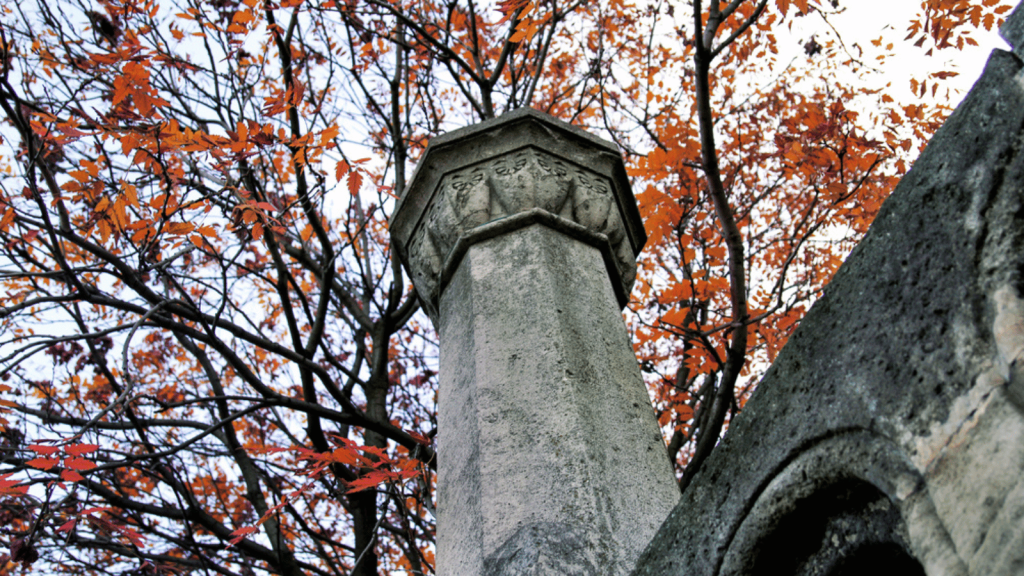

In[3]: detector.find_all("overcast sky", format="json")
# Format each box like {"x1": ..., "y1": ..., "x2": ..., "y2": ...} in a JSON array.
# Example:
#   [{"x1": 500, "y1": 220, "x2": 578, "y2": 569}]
[{"x1": 818, "y1": 1, "x2": 1010, "y2": 107}]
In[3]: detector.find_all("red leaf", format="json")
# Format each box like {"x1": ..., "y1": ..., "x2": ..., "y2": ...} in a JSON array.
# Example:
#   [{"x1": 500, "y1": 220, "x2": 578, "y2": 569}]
[
  {"x1": 496, "y1": 0, "x2": 530, "y2": 23},
  {"x1": 346, "y1": 471, "x2": 390, "y2": 493},
  {"x1": 65, "y1": 443, "x2": 99, "y2": 456},
  {"x1": 28, "y1": 444, "x2": 60, "y2": 456},
  {"x1": 26, "y1": 457, "x2": 60, "y2": 470},
  {"x1": 347, "y1": 171, "x2": 363, "y2": 196},
  {"x1": 326, "y1": 445, "x2": 367, "y2": 466},
  {"x1": 674, "y1": 404, "x2": 695, "y2": 421},
  {"x1": 64, "y1": 457, "x2": 97, "y2": 471},
  {"x1": 227, "y1": 525, "x2": 259, "y2": 547},
  {"x1": 57, "y1": 520, "x2": 77, "y2": 533},
  {"x1": 117, "y1": 526, "x2": 146, "y2": 547},
  {"x1": 0, "y1": 473, "x2": 28, "y2": 496},
  {"x1": 61, "y1": 469, "x2": 85, "y2": 482}
]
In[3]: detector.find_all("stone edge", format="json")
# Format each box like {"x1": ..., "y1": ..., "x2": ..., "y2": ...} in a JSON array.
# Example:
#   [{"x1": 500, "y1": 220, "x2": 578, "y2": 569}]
[
  {"x1": 390, "y1": 109, "x2": 646, "y2": 269},
  {"x1": 1000, "y1": 1, "x2": 1024, "y2": 59},
  {"x1": 433, "y1": 208, "x2": 630, "y2": 311}
]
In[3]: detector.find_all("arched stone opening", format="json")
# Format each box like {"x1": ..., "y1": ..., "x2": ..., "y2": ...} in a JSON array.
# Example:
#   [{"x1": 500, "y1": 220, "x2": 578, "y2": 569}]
[
  {"x1": 746, "y1": 478, "x2": 924, "y2": 576},
  {"x1": 718, "y1": 430, "x2": 965, "y2": 576}
]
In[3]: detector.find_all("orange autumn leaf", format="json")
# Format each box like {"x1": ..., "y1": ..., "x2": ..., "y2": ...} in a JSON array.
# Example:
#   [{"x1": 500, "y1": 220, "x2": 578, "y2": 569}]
[{"x1": 164, "y1": 222, "x2": 195, "y2": 235}]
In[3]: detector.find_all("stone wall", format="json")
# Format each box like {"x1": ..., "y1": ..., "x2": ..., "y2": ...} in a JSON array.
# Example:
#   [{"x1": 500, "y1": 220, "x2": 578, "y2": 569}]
[{"x1": 632, "y1": 9, "x2": 1024, "y2": 576}]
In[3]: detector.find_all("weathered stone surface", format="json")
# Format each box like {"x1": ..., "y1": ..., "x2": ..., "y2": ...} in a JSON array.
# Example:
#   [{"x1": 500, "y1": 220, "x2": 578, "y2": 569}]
[
  {"x1": 390, "y1": 108, "x2": 646, "y2": 320},
  {"x1": 483, "y1": 523, "x2": 601, "y2": 575},
  {"x1": 436, "y1": 225, "x2": 678, "y2": 576},
  {"x1": 1000, "y1": 2, "x2": 1024, "y2": 61},
  {"x1": 632, "y1": 47, "x2": 1024, "y2": 576}
]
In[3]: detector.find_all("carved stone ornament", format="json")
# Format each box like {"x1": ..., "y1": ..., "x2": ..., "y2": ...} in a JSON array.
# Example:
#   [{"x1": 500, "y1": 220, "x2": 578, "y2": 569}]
[{"x1": 391, "y1": 108, "x2": 646, "y2": 321}]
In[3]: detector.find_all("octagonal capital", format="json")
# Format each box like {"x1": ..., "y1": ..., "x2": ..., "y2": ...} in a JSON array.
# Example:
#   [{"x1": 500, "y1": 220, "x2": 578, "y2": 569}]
[{"x1": 390, "y1": 108, "x2": 646, "y2": 320}]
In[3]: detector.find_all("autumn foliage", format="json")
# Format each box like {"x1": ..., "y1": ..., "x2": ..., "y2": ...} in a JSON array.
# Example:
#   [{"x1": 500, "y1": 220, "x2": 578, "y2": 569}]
[{"x1": 0, "y1": 0, "x2": 1013, "y2": 574}]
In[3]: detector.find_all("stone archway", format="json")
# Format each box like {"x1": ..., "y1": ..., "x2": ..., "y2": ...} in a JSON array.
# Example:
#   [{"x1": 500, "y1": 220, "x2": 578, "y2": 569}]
[
  {"x1": 718, "y1": 430, "x2": 965, "y2": 576},
  {"x1": 744, "y1": 478, "x2": 923, "y2": 576}
]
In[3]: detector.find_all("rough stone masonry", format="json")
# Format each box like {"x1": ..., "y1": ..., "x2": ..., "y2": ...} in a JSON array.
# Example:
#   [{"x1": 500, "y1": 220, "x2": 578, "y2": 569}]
[{"x1": 390, "y1": 109, "x2": 679, "y2": 575}]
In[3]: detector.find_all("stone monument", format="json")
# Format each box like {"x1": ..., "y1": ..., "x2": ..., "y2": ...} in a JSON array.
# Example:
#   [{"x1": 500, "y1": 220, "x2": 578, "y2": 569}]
[{"x1": 390, "y1": 109, "x2": 679, "y2": 575}]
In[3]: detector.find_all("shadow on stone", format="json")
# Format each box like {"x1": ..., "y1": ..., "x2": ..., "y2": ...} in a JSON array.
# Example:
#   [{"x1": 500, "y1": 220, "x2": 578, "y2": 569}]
[
  {"x1": 483, "y1": 523, "x2": 600, "y2": 576},
  {"x1": 748, "y1": 479, "x2": 924, "y2": 576}
]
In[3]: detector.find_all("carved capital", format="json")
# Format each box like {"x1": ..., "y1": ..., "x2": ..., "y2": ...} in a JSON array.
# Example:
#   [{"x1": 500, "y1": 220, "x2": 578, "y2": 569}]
[{"x1": 391, "y1": 109, "x2": 646, "y2": 320}]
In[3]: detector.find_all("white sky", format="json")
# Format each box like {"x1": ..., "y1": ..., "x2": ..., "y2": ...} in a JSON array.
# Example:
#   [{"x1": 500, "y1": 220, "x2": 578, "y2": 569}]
[{"x1": 812, "y1": 0, "x2": 1011, "y2": 108}]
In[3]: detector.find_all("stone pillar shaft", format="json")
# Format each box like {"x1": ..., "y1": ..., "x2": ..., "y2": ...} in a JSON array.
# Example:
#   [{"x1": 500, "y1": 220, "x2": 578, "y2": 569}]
[
  {"x1": 438, "y1": 224, "x2": 677, "y2": 575},
  {"x1": 391, "y1": 109, "x2": 679, "y2": 575}
]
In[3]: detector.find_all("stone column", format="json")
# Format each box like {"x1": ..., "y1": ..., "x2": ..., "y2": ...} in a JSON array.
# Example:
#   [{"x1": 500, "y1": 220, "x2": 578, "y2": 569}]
[{"x1": 391, "y1": 109, "x2": 679, "y2": 576}]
